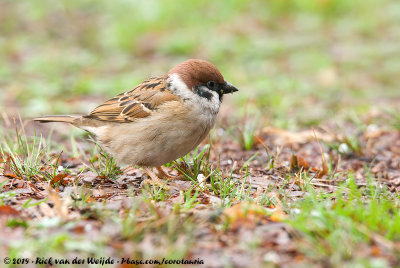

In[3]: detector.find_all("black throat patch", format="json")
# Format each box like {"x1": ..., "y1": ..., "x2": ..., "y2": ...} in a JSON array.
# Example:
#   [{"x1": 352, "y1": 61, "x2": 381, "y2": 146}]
[{"x1": 194, "y1": 86, "x2": 213, "y2": 101}]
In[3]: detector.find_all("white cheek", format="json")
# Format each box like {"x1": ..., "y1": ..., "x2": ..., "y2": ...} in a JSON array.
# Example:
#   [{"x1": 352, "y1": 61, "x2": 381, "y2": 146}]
[
  {"x1": 167, "y1": 74, "x2": 221, "y2": 115},
  {"x1": 198, "y1": 86, "x2": 220, "y2": 112}
]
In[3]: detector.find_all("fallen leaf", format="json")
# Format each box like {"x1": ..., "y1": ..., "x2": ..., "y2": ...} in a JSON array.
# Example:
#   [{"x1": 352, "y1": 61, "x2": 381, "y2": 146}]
[
  {"x1": 0, "y1": 205, "x2": 20, "y2": 217},
  {"x1": 224, "y1": 202, "x2": 267, "y2": 226},
  {"x1": 269, "y1": 206, "x2": 287, "y2": 222},
  {"x1": 72, "y1": 225, "x2": 85, "y2": 234},
  {"x1": 48, "y1": 187, "x2": 70, "y2": 219},
  {"x1": 371, "y1": 245, "x2": 381, "y2": 257},
  {"x1": 316, "y1": 161, "x2": 329, "y2": 178},
  {"x1": 261, "y1": 127, "x2": 338, "y2": 145},
  {"x1": 51, "y1": 173, "x2": 69, "y2": 186},
  {"x1": 2, "y1": 156, "x2": 14, "y2": 176},
  {"x1": 290, "y1": 155, "x2": 310, "y2": 171}
]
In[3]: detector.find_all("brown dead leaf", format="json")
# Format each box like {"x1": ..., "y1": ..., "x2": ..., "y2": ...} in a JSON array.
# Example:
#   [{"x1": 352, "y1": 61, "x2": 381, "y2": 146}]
[
  {"x1": 261, "y1": 127, "x2": 338, "y2": 145},
  {"x1": 224, "y1": 202, "x2": 267, "y2": 226},
  {"x1": 0, "y1": 205, "x2": 20, "y2": 217},
  {"x1": 51, "y1": 173, "x2": 69, "y2": 185},
  {"x1": 198, "y1": 193, "x2": 210, "y2": 205},
  {"x1": 290, "y1": 155, "x2": 310, "y2": 171},
  {"x1": 269, "y1": 205, "x2": 287, "y2": 222},
  {"x1": 72, "y1": 225, "x2": 85, "y2": 234},
  {"x1": 371, "y1": 245, "x2": 381, "y2": 257},
  {"x1": 27, "y1": 181, "x2": 42, "y2": 192},
  {"x1": 48, "y1": 187, "x2": 69, "y2": 219},
  {"x1": 316, "y1": 161, "x2": 329, "y2": 178},
  {"x1": 2, "y1": 156, "x2": 16, "y2": 177},
  {"x1": 86, "y1": 197, "x2": 96, "y2": 202}
]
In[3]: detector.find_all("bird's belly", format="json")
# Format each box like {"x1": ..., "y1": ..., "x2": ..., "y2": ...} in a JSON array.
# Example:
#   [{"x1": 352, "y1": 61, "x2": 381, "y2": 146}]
[{"x1": 99, "y1": 110, "x2": 215, "y2": 167}]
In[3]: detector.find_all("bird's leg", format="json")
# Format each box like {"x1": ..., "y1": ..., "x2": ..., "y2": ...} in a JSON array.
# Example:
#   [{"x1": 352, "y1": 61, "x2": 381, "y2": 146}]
[
  {"x1": 142, "y1": 167, "x2": 170, "y2": 189},
  {"x1": 156, "y1": 166, "x2": 186, "y2": 180}
]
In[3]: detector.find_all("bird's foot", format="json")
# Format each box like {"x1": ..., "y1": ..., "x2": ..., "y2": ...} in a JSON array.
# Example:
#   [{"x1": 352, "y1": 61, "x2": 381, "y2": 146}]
[
  {"x1": 156, "y1": 167, "x2": 186, "y2": 180},
  {"x1": 142, "y1": 167, "x2": 171, "y2": 190}
]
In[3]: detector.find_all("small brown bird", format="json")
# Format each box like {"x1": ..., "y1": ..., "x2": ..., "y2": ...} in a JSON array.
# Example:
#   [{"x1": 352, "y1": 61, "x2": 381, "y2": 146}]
[{"x1": 34, "y1": 59, "x2": 238, "y2": 183}]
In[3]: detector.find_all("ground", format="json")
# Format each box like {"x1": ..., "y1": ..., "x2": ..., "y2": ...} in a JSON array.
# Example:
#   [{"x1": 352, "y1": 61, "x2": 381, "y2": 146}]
[{"x1": 1, "y1": 0, "x2": 400, "y2": 267}]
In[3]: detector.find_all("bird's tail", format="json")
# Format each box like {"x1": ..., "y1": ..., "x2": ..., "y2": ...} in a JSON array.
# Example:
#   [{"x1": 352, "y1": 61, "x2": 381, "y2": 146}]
[{"x1": 33, "y1": 115, "x2": 81, "y2": 124}]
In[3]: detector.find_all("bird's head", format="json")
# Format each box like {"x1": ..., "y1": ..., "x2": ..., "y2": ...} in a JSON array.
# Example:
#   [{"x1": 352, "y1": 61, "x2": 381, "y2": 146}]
[{"x1": 168, "y1": 59, "x2": 238, "y2": 102}]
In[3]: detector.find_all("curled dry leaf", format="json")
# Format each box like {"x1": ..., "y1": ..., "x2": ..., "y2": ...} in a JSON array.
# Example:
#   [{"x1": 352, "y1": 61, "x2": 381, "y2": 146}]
[
  {"x1": 2, "y1": 156, "x2": 15, "y2": 177},
  {"x1": 315, "y1": 161, "x2": 329, "y2": 178},
  {"x1": 261, "y1": 127, "x2": 338, "y2": 145},
  {"x1": 48, "y1": 187, "x2": 70, "y2": 219},
  {"x1": 290, "y1": 155, "x2": 310, "y2": 171}
]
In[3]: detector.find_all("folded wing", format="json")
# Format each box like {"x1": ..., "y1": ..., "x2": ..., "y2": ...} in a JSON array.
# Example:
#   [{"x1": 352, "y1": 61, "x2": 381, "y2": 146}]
[{"x1": 86, "y1": 76, "x2": 179, "y2": 122}]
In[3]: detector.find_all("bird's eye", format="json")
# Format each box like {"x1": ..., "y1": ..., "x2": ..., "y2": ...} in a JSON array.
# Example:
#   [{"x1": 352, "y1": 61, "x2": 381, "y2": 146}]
[{"x1": 207, "y1": 81, "x2": 216, "y2": 89}]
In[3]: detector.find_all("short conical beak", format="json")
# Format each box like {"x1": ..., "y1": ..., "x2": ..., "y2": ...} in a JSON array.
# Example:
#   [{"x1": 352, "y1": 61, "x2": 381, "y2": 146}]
[{"x1": 222, "y1": 82, "x2": 239, "y2": 94}]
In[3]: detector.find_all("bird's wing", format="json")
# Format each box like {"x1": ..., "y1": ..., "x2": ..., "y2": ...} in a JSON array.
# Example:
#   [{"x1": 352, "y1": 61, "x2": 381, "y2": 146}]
[{"x1": 86, "y1": 76, "x2": 179, "y2": 122}]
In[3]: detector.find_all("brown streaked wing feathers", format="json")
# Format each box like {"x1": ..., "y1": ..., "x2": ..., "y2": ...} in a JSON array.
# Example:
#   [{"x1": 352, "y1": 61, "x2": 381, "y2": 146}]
[{"x1": 86, "y1": 76, "x2": 179, "y2": 122}]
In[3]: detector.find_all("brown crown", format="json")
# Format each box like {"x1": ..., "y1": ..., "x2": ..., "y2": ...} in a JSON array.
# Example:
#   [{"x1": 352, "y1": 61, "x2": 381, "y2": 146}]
[{"x1": 168, "y1": 59, "x2": 225, "y2": 90}]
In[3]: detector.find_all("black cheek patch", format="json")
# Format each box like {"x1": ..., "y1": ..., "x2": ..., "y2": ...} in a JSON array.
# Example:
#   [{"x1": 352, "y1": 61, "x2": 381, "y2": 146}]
[{"x1": 195, "y1": 86, "x2": 213, "y2": 101}]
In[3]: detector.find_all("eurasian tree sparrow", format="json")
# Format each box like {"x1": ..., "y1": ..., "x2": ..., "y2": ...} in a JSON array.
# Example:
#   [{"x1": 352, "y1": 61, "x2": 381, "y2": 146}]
[{"x1": 34, "y1": 59, "x2": 238, "y2": 183}]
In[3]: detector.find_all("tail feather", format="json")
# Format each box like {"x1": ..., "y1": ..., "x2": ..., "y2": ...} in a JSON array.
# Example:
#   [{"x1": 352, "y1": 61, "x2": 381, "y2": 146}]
[{"x1": 33, "y1": 115, "x2": 81, "y2": 124}]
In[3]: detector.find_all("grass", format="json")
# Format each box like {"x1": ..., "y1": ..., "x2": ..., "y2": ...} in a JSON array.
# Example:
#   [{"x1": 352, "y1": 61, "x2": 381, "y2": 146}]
[
  {"x1": 172, "y1": 189, "x2": 200, "y2": 213},
  {"x1": 209, "y1": 166, "x2": 252, "y2": 208},
  {"x1": 142, "y1": 183, "x2": 171, "y2": 202},
  {"x1": 2, "y1": 131, "x2": 400, "y2": 266},
  {"x1": 173, "y1": 144, "x2": 213, "y2": 183},
  {"x1": 174, "y1": 144, "x2": 253, "y2": 207},
  {"x1": 291, "y1": 174, "x2": 400, "y2": 266},
  {"x1": 238, "y1": 112, "x2": 260, "y2": 150},
  {"x1": 84, "y1": 136, "x2": 122, "y2": 180},
  {"x1": 0, "y1": 127, "x2": 59, "y2": 181},
  {"x1": 0, "y1": 131, "x2": 44, "y2": 180}
]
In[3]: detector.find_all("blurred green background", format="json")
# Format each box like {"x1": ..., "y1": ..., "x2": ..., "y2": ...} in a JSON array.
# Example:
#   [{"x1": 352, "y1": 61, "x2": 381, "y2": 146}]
[{"x1": 1, "y1": 0, "x2": 399, "y2": 129}]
